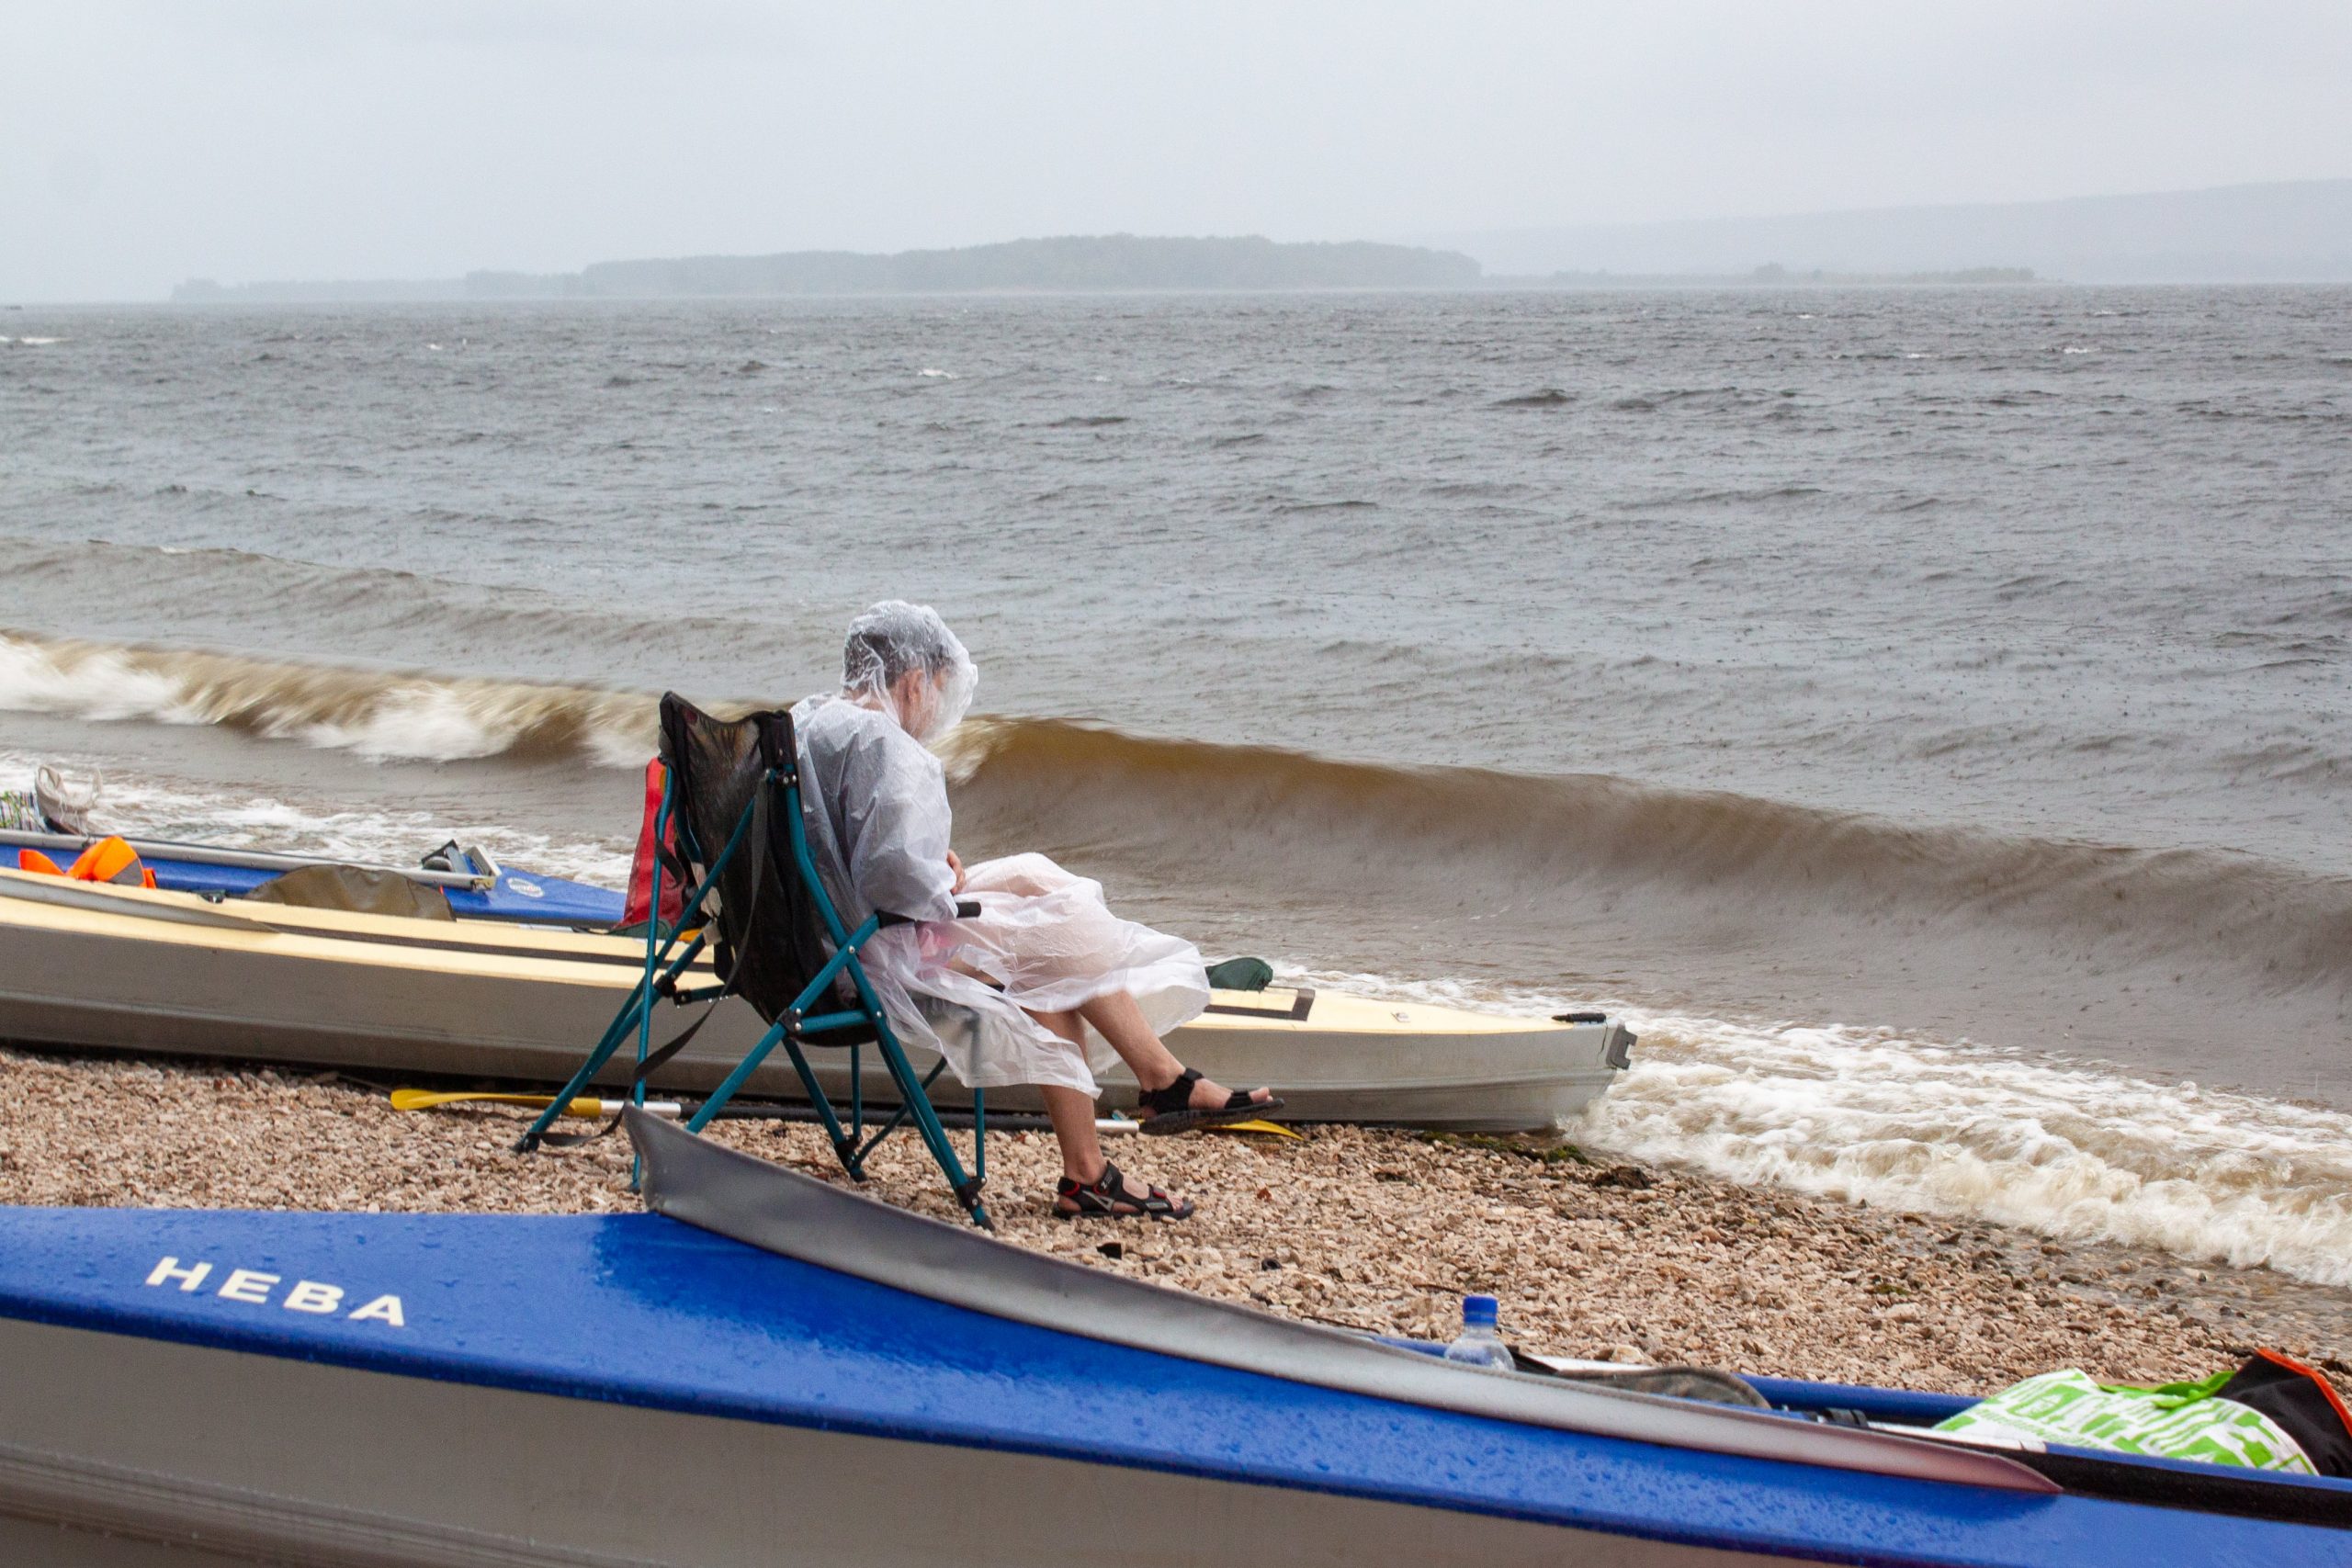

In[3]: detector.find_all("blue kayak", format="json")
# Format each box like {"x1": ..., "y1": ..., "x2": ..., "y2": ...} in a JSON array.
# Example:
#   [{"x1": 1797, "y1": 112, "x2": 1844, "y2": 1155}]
[
  {"x1": 141, "y1": 852, "x2": 626, "y2": 926},
  {"x1": 0, "y1": 825, "x2": 625, "y2": 926},
  {"x1": 0, "y1": 1113, "x2": 2342, "y2": 1566}
]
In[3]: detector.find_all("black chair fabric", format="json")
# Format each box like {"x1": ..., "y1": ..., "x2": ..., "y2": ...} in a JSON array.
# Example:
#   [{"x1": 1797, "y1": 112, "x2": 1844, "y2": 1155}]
[{"x1": 656, "y1": 694, "x2": 836, "y2": 1027}]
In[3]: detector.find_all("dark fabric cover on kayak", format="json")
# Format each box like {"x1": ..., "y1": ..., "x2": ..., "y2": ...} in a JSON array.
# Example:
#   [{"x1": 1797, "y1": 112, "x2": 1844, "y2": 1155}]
[
  {"x1": 246, "y1": 864, "x2": 454, "y2": 921},
  {"x1": 1204, "y1": 955, "x2": 1274, "y2": 992},
  {"x1": 657, "y1": 694, "x2": 838, "y2": 1029},
  {"x1": 2219, "y1": 1351, "x2": 2352, "y2": 1479},
  {"x1": 1527, "y1": 1358, "x2": 1770, "y2": 1409}
]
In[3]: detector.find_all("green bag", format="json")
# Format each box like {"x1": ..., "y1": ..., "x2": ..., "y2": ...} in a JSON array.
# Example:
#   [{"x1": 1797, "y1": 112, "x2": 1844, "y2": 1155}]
[
  {"x1": 1936, "y1": 1368, "x2": 2315, "y2": 1473},
  {"x1": 1204, "y1": 956, "x2": 1274, "y2": 992}
]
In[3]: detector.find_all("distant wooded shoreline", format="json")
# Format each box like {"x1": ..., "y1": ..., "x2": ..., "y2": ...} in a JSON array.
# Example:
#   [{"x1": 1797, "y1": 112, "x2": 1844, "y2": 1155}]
[{"x1": 174, "y1": 234, "x2": 1482, "y2": 303}]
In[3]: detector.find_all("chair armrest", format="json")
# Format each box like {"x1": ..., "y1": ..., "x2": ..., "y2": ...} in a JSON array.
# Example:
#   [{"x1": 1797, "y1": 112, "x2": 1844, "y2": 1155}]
[{"x1": 875, "y1": 900, "x2": 981, "y2": 930}]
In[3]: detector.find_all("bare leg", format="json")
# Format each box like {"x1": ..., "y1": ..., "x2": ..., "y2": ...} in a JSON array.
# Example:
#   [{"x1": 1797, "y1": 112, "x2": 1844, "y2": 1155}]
[
  {"x1": 1031, "y1": 1007, "x2": 1188, "y2": 1214},
  {"x1": 1039, "y1": 1084, "x2": 1105, "y2": 1184},
  {"x1": 1074, "y1": 989, "x2": 1274, "y2": 1111}
]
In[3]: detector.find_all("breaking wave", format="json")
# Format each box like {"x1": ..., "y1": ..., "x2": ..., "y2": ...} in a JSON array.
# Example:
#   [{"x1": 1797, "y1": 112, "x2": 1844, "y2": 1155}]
[
  {"x1": 6, "y1": 630, "x2": 2349, "y2": 1020},
  {"x1": 939, "y1": 715, "x2": 2352, "y2": 1006},
  {"x1": 0, "y1": 629, "x2": 657, "y2": 767}
]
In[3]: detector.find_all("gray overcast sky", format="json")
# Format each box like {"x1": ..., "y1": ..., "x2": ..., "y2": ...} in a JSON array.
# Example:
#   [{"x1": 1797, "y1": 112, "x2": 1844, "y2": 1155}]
[{"x1": 6, "y1": 0, "x2": 2350, "y2": 300}]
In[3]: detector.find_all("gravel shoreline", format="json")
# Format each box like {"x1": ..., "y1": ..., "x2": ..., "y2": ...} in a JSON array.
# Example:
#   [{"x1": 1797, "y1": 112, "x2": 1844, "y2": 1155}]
[{"x1": 6, "y1": 1043, "x2": 2346, "y2": 1398}]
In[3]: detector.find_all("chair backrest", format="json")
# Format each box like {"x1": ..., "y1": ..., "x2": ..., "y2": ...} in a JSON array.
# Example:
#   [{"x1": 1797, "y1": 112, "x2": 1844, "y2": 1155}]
[{"x1": 655, "y1": 694, "x2": 832, "y2": 1023}]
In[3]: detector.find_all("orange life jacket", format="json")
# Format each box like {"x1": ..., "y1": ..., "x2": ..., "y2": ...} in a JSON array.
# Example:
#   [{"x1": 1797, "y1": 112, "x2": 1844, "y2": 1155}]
[{"x1": 15, "y1": 836, "x2": 156, "y2": 889}]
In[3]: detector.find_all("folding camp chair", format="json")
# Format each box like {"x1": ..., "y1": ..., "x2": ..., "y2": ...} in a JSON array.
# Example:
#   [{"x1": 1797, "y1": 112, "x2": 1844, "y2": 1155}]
[{"x1": 518, "y1": 694, "x2": 991, "y2": 1228}]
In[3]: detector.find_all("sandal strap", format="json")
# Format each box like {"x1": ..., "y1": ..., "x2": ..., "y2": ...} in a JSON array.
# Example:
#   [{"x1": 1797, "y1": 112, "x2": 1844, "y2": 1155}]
[
  {"x1": 1136, "y1": 1066, "x2": 1203, "y2": 1116},
  {"x1": 1056, "y1": 1161, "x2": 1190, "y2": 1219},
  {"x1": 1099, "y1": 1161, "x2": 1186, "y2": 1217}
]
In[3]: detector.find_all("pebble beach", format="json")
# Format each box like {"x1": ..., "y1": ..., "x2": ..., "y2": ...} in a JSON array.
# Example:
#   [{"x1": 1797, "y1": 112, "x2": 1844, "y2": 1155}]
[{"x1": 7, "y1": 1042, "x2": 2345, "y2": 1402}]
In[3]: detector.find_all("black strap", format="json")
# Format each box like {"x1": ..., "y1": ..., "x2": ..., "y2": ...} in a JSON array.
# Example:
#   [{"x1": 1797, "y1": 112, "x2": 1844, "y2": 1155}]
[
  {"x1": 1136, "y1": 1066, "x2": 1202, "y2": 1116},
  {"x1": 537, "y1": 1002, "x2": 727, "y2": 1146}
]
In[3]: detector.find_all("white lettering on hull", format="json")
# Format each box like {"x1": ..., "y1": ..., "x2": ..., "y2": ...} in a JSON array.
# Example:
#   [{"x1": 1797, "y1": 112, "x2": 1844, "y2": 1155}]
[
  {"x1": 217, "y1": 1268, "x2": 277, "y2": 1304},
  {"x1": 145, "y1": 1257, "x2": 212, "y2": 1292},
  {"x1": 283, "y1": 1280, "x2": 345, "y2": 1314},
  {"x1": 141, "y1": 1258, "x2": 406, "y2": 1326},
  {"x1": 347, "y1": 1293, "x2": 406, "y2": 1327}
]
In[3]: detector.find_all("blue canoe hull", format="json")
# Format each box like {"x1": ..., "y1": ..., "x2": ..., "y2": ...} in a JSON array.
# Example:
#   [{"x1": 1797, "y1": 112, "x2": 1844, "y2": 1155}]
[
  {"x1": 0, "y1": 1203, "x2": 2344, "y2": 1566},
  {"x1": 141, "y1": 854, "x2": 626, "y2": 926}
]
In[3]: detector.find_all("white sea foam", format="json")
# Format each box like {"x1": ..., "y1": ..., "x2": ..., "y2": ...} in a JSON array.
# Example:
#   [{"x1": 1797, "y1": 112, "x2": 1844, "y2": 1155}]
[
  {"x1": 0, "y1": 632, "x2": 650, "y2": 769},
  {"x1": 1295, "y1": 967, "x2": 2352, "y2": 1289},
  {"x1": 0, "y1": 634, "x2": 207, "y2": 726},
  {"x1": 288, "y1": 680, "x2": 638, "y2": 769}
]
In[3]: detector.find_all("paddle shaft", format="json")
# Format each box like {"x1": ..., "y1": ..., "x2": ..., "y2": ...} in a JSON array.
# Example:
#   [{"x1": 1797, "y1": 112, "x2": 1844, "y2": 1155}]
[
  {"x1": 682, "y1": 1101, "x2": 1138, "y2": 1135},
  {"x1": 391, "y1": 1089, "x2": 1136, "y2": 1134}
]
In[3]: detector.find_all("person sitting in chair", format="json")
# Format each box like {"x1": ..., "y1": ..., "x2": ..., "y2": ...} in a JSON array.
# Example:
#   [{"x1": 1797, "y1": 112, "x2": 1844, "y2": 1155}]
[{"x1": 792, "y1": 601, "x2": 1281, "y2": 1220}]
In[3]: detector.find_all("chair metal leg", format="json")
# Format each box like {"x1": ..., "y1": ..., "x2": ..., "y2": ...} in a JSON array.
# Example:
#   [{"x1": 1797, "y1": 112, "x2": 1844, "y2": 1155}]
[
  {"x1": 514, "y1": 988, "x2": 647, "y2": 1153},
  {"x1": 684, "y1": 1016, "x2": 791, "y2": 1134},
  {"x1": 523, "y1": 769, "x2": 752, "y2": 1160},
  {"x1": 865, "y1": 1021, "x2": 990, "y2": 1229},
  {"x1": 848, "y1": 1058, "x2": 947, "y2": 1166},
  {"x1": 776, "y1": 1034, "x2": 861, "y2": 1175},
  {"x1": 683, "y1": 921, "x2": 874, "y2": 1132},
  {"x1": 515, "y1": 928, "x2": 707, "y2": 1152}
]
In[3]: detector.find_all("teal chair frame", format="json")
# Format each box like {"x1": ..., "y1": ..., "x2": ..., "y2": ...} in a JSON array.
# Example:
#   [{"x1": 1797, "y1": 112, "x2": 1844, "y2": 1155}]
[{"x1": 518, "y1": 748, "x2": 990, "y2": 1229}]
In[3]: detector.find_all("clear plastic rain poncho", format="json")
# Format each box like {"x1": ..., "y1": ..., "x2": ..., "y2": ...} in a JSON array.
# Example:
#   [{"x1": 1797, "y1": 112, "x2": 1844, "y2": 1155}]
[{"x1": 791, "y1": 603, "x2": 1209, "y2": 1096}]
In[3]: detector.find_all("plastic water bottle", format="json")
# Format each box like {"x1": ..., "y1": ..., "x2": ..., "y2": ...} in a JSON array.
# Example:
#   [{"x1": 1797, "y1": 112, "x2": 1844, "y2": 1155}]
[{"x1": 1443, "y1": 1294, "x2": 1513, "y2": 1370}]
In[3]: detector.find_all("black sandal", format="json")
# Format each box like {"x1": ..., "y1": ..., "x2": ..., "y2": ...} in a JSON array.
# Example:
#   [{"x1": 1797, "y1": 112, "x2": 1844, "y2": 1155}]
[
  {"x1": 1136, "y1": 1066, "x2": 1284, "y2": 1136},
  {"x1": 1054, "y1": 1160, "x2": 1194, "y2": 1221}
]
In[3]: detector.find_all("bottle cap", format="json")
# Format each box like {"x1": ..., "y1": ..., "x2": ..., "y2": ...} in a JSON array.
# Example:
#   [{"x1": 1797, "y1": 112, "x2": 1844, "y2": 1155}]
[{"x1": 1462, "y1": 1294, "x2": 1498, "y2": 1325}]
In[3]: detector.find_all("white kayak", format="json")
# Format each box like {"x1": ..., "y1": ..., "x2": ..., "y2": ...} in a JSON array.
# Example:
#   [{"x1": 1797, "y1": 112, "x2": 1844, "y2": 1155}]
[{"x1": 0, "y1": 866, "x2": 1631, "y2": 1129}]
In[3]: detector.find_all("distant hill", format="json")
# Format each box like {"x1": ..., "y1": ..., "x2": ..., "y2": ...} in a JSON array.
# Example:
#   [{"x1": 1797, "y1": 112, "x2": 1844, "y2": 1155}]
[
  {"x1": 1435, "y1": 179, "x2": 2352, "y2": 284},
  {"x1": 173, "y1": 234, "x2": 1481, "y2": 303}
]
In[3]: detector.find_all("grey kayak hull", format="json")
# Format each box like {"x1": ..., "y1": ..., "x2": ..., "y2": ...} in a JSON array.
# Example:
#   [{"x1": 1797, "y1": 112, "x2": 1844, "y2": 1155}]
[{"x1": 0, "y1": 1315, "x2": 1766, "y2": 1568}]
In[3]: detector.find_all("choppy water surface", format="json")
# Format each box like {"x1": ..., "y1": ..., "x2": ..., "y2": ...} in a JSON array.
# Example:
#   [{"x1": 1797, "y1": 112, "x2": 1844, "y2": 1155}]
[{"x1": 3, "y1": 288, "x2": 2347, "y2": 1283}]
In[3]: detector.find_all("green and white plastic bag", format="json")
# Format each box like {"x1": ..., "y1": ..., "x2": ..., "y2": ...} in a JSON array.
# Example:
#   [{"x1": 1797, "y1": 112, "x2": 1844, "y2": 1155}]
[{"x1": 1936, "y1": 1368, "x2": 2315, "y2": 1473}]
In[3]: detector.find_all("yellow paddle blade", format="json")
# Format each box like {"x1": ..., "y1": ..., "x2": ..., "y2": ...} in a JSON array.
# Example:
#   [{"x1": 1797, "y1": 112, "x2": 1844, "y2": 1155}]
[
  {"x1": 1204, "y1": 1119, "x2": 1304, "y2": 1140},
  {"x1": 389, "y1": 1089, "x2": 601, "y2": 1118}
]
